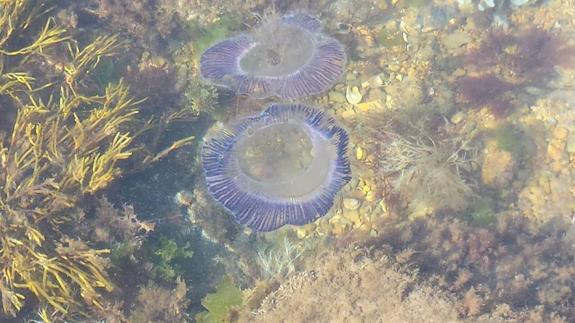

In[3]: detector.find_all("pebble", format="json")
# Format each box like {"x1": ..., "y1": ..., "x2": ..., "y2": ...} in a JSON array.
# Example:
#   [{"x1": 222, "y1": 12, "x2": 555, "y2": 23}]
[
  {"x1": 365, "y1": 190, "x2": 377, "y2": 202},
  {"x1": 481, "y1": 145, "x2": 516, "y2": 188},
  {"x1": 343, "y1": 209, "x2": 362, "y2": 226},
  {"x1": 553, "y1": 127, "x2": 569, "y2": 141},
  {"x1": 547, "y1": 139, "x2": 566, "y2": 162},
  {"x1": 346, "y1": 86, "x2": 363, "y2": 105},
  {"x1": 356, "y1": 146, "x2": 365, "y2": 160},
  {"x1": 367, "y1": 88, "x2": 386, "y2": 102},
  {"x1": 329, "y1": 91, "x2": 347, "y2": 103},
  {"x1": 566, "y1": 133, "x2": 575, "y2": 154},
  {"x1": 343, "y1": 197, "x2": 361, "y2": 210},
  {"x1": 341, "y1": 108, "x2": 356, "y2": 119},
  {"x1": 450, "y1": 111, "x2": 465, "y2": 124},
  {"x1": 367, "y1": 75, "x2": 384, "y2": 88},
  {"x1": 442, "y1": 31, "x2": 471, "y2": 51},
  {"x1": 547, "y1": 127, "x2": 569, "y2": 162}
]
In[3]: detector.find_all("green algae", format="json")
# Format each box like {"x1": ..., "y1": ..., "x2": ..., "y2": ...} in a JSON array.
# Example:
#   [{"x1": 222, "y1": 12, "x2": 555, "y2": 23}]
[
  {"x1": 466, "y1": 197, "x2": 496, "y2": 226},
  {"x1": 377, "y1": 29, "x2": 405, "y2": 47},
  {"x1": 187, "y1": 12, "x2": 244, "y2": 60},
  {"x1": 196, "y1": 276, "x2": 243, "y2": 323},
  {"x1": 149, "y1": 235, "x2": 194, "y2": 281},
  {"x1": 91, "y1": 57, "x2": 123, "y2": 88}
]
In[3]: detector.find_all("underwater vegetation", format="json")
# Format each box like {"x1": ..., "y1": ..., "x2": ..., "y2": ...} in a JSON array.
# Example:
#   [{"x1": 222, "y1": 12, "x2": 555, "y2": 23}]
[
  {"x1": 364, "y1": 213, "x2": 575, "y2": 320},
  {"x1": 245, "y1": 247, "x2": 462, "y2": 322},
  {"x1": 455, "y1": 27, "x2": 575, "y2": 117},
  {"x1": 456, "y1": 74, "x2": 516, "y2": 117},
  {"x1": 200, "y1": 13, "x2": 346, "y2": 99},
  {"x1": 464, "y1": 28, "x2": 575, "y2": 84},
  {"x1": 450, "y1": 26, "x2": 575, "y2": 120},
  {"x1": 256, "y1": 236, "x2": 307, "y2": 279},
  {"x1": 148, "y1": 235, "x2": 194, "y2": 282},
  {"x1": 202, "y1": 103, "x2": 351, "y2": 232},
  {"x1": 0, "y1": 1, "x2": 201, "y2": 320},
  {"x1": 195, "y1": 276, "x2": 243, "y2": 323},
  {"x1": 0, "y1": 12, "x2": 136, "y2": 315},
  {"x1": 126, "y1": 277, "x2": 190, "y2": 323},
  {"x1": 371, "y1": 115, "x2": 479, "y2": 216}
]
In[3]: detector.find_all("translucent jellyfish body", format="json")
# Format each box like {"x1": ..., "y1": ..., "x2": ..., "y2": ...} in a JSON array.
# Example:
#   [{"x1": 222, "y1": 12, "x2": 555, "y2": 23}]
[
  {"x1": 200, "y1": 13, "x2": 346, "y2": 100},
  {"x1": 202, "y1": 103, "x2": 351, "y2": 232}
]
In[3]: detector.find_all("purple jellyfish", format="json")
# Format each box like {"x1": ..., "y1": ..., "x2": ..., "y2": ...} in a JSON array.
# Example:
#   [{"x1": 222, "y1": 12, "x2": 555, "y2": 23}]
[
  {"x1": 202, "y1": 103, "x2": 351, "y2": 232},
  {"x1": 200, "y1": 13, "x2": 346, "y2": 100}
]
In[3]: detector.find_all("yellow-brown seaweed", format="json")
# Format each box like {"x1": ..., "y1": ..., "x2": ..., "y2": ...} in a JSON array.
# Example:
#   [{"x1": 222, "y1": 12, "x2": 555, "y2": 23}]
[{"x1": 0, "y1": 1, "x2": 141, "y2": 318}]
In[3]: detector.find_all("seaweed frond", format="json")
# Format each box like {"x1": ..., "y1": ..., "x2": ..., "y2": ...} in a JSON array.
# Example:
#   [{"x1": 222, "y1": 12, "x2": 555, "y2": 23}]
[
  {"x1": 0, "y1": 81, "x2": 139, "y2": 318},
  {"x1": 0, "y1": 10, "x2": 141, "y2": 316},
  {"x1": 256, "y1": 237, "x2": 306, "y2": 279}
]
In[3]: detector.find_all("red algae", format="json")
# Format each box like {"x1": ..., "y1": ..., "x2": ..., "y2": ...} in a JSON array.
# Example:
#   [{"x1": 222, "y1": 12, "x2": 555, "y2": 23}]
[
  {"x1": 456, "y1": 74, "x2": 515, "y2": 116},
  {"x1": 509, "y1": 29, "x2": 575, "y2": 82},
  {"x1": 464, "y1": 29, "x2": 575, "y2": 84},
  {"x1": 457, "y1": 75, "x2": 514, "y2": 107}
]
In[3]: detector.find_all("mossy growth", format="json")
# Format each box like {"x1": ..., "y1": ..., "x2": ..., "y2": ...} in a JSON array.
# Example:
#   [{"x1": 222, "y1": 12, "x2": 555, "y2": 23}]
[
  {"x1": 181, "y1": 76, "x2": 218, "y2": 117},
  {"x1": 110, "y1": 241, "x2": 139, "y2": 266},
  {"x1": 195, "y1": 276, "x2": 243, "y2": 323},
  {"x1": 376, "y1": 28, "x2": 405, "y2": 47},
  {"x1": 186, "y1": 12, "x2": 244, "y2": 60},
  {"x1": 90, "y1": 56, "x2": 124, "y2": 89},
  {"x1": 465, "y1": 197, "x2": 496, "y2": 226},
  {"x1": 148, "y1": 235, "x2": 194, "y2": 281},
  {"x1": 487, "y1": 124, "x2": 531, "y2": 159}
]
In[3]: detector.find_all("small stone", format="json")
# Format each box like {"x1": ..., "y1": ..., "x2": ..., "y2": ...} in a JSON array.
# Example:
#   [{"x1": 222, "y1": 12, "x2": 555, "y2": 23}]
[
  {"x1": 296, "y1": 223, "x2": 316, "y2": 239},
  {"x1": 365, "y1": 190, "x2": 377, "y2": 202},
  {"x1": 452, "y1": 68, "x2": 466, "y2": 78},
  {"x1": 357, "y1": 100, "x2": 384, "y2": 111},
  {"x1": 343, "y1": 209, "x2": 362, "y2": 226},
  {"x1": 331, "y1": 223, "x2": 348, "y2": 236},
  {"x1": 566, "y1": 133, "x2": 575, "y2": 154},
  {"x1": 367, "y1": 88, "x2": 385, "y2": 102},
  {"x1": 450, "y1": 111, "x2": 465, "y2": 124},
  {"x1": 553, "y1": 127, "x2": 569, "y2": 140},
  {"x1": 388, "y1": 64, "x2": 401, "y2": 72},
  {"x1": 481, "y1": 146, "x2": 516, "y2": 188},
  {"x1": 341, "y1": 108, "x2": 356, "y2": 119},
  {"x1": 343, "y1": 197, "x2": 361, "y2": 210},
  {"x1": 329, "y1": 91, "x2": 347, "y2": 103},
  {"x1": 356, "y1": 146, "x2": 365, "y2": 160},
  {"x1": 547, "y1": 139, "x2": 566, "y2": 162},
  {"x1": 346, "y1": 86, "x2": 363, "y2": 105},
  {"x1": 368, "y1": 75, "x2": 384, "y2": 88},
  {"x1": 443, "y1": 31, "x2": 471, "y2": 51}
]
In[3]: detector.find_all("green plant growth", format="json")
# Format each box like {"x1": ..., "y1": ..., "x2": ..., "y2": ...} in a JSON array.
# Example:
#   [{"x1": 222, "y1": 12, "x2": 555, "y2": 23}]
[
  {"x1": 110, "y1": 241, "x2": 139, "y2": 266},
  {"x1": 186, "y1": 13, "x2": 243, "y2": 60},
  {"x1": 377, "y1": 28, "x2": 405, "y2": 47},
  {"x1": 150, "y1": 235, "x2": 194, "y2": 281},
  {"x1": 90, "y1": 57, "x2": 124, "y2": 88},
  {"x1": 181, "y1": 77, "x2": 218, "y2": 117},
  {"x1": 466, "y1": 197, "x2": 496, "y2": 226},
  {"x1": 195, "y1": 276, "x2": 243, "y2": 323},
  {"x1": 489, "y1": 125, "x2": 530, "y2": 159}
]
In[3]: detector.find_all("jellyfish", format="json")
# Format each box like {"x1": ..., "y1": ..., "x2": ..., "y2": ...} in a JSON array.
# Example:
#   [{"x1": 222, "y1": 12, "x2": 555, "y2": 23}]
[
  {"x1": 200, "y1": 13, "x2": 346, "y2": 100},
  {"x1": 202, "y1": 103, "x2": 351, "y2": 232}
]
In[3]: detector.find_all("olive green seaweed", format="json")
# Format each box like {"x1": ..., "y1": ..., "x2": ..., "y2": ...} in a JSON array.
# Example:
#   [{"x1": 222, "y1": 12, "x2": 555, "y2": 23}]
[{"x1": 196, "y1": 276, "x2": 243, "y2": 323}]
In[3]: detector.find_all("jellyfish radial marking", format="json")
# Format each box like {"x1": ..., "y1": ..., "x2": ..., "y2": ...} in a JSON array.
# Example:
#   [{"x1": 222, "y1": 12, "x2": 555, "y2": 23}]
[
  {"x1": 200, "y1": 13, "x2": 346, "y2": 100},
  {"x1": 202, "y1": 103, "x2": 351, "y2": 232}
]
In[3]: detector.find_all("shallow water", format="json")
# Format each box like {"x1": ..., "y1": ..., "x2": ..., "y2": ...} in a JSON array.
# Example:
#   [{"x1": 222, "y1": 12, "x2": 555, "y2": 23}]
[{"x1": 1, "y1": 0, "x2": 574, "y2": 322}]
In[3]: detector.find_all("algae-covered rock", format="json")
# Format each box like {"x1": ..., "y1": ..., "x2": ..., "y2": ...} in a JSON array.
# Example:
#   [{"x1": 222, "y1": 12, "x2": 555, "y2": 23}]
[{"x1": 481, "y1": 142, "x2": 516, "y2": 188}]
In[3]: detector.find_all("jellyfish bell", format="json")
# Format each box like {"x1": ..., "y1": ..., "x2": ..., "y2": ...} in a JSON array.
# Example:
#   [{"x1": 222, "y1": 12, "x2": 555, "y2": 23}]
[
  {"x1": 202, "y1": 103, "x2": 351, "y2": 232},
  {"x1": 200, "y1": 13, "x2": 346, "y2": 100}
]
